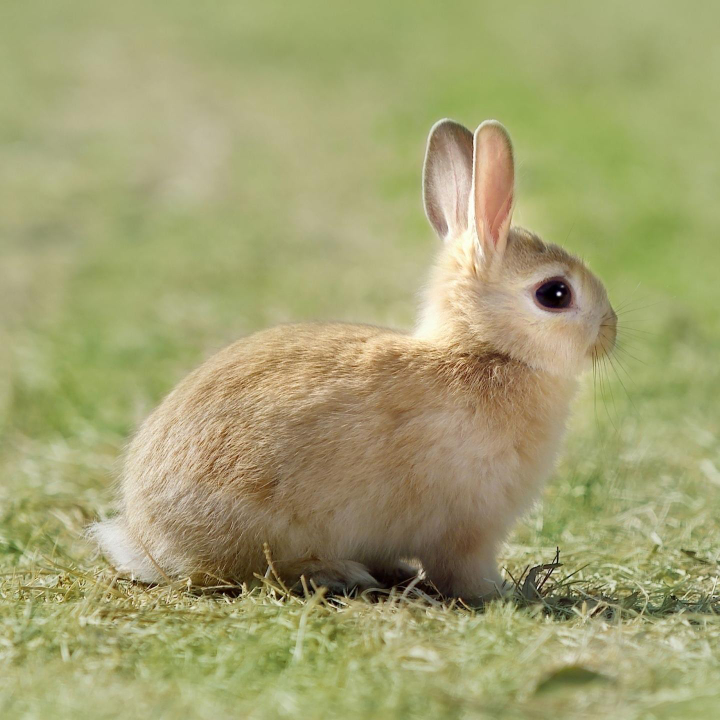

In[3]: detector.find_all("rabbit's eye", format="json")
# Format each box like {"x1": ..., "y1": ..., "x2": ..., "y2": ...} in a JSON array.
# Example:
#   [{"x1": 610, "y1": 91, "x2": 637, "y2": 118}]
[{"x1": 535, "y1": 279, "x2": 573, "y2": 310}]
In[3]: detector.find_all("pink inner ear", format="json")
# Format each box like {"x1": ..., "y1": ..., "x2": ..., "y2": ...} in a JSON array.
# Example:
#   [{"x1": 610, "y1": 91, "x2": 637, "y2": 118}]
[
  {"x1": 489, "y1": 191, "x2": 513, "y2": 244},
  {"x1": 475, "y1": 128, "x2": 514, "y2": 248}
]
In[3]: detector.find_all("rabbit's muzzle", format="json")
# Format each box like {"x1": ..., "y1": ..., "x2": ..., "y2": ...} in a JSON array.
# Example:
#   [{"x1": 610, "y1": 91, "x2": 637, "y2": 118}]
[{"x1": 592, "y1": 308, "x2": 617, "y2": 359}]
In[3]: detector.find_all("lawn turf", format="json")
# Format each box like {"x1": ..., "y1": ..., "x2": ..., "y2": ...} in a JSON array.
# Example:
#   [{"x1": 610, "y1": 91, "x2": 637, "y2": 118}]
[{"x1": 2, "y1": 1, "x2": 720, "y2": 718}]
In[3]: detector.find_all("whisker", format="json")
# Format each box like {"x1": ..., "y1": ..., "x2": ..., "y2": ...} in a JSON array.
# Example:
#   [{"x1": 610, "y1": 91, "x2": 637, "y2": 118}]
[
  {"x1": 614, "y1": 335, "x2": 645, "y2": 353},
  {"x1": 609, "y1": 348, "x2": 636, "y2": 386},
  {"x1": 616, "y1": 301, "x2": 664, "y2": 317},
  {"x1": 599, "y1": 324, "x2": 656, "y2": 343},
  {"x1": 615, "y1": 338, "x2": 645, "y2": 359},
  {"x1": 603, "y1": 362, "x2": 618, "y2": 433},
  {"x1": 613, "y1": 282, "x2": 643, "y2": 313},
  {"x1": 597, "y1": 356, "x2": 618, "y2": 433},
  {"x1": 564, "y1": 221, "x2": 576, "y2": 245},
  {"x1": 614, "y1": 342, "x2": 647, "y2": 365},
  {"x1": 614, "y1": 352, "x2": 636, "y2": 383},
  {"x1": 592, "y1": 350, "x2": 600, "y2": 431},
  {"x1": 607, "y1": 351, "x2": 637, "y2": 412},
  {"x1": 602, "y1": 356, "x2": 619, "y2": 419},
  {"x1": 614, "y1": 330, "x2": 647, "y2": 349},
  {"x1": 615, "y1": 325, "x2": 659, "y2": 337}
]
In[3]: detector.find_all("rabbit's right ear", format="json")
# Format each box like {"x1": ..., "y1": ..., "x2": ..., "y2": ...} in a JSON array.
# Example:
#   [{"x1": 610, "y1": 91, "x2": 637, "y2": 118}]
[
  {"x1": 423, "y1": 119, "x2": 474, "y2": 242},
  {"x1": 471, "y1": 121, "x2": 514, "y2": 266}
]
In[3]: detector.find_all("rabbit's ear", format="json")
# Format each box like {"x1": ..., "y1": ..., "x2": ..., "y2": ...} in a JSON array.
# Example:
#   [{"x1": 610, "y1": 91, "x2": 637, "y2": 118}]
[
  {"x1": 472, "y1": 121, "x2": 515, "y2": 264},
  {"x1": 423, "y1": 119, "x2": 474, "y2": 241}
]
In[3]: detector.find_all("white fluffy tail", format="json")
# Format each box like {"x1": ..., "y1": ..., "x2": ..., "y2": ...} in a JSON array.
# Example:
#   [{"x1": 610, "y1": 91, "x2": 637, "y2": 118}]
[{"x1": 88, "y1": 518, "x2": 164, "y2": 583}]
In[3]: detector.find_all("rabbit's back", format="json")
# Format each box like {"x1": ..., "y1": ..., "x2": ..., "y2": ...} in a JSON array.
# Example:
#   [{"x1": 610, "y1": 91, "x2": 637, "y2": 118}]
[{"x1": 125, "y1": 322, "x2": 430, "y2": 500}]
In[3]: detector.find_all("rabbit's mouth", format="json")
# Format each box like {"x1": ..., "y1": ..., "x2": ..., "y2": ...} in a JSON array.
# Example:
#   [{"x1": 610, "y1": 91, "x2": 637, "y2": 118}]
[{"x1": 590, "y1": 308, "x2": 617, "y2": 359}]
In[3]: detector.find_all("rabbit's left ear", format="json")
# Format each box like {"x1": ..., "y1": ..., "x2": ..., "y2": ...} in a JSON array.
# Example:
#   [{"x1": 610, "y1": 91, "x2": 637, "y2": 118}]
[
  {"x1": 423, "y1": 119, "x2": 474, "y2": 242},
  {"x1": 472, "y1": 121, "x2": 515, "y2": 265}
]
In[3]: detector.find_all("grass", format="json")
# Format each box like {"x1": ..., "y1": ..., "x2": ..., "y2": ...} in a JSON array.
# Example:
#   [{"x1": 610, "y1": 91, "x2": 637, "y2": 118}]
[{"x1": 2, "y1": 0, "x2": 720, "y2": 717}]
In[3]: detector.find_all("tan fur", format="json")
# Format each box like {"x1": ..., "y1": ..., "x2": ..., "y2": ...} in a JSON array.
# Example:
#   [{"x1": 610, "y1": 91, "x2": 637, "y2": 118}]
[{"x1": 90, "y1": 119, "x2": 616, "y2": 600}]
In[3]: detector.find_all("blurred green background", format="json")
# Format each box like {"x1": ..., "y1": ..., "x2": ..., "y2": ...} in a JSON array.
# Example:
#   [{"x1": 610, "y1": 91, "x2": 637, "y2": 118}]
[{"x1": 1, "y1": 1, "x2": 720, "y2": 718}]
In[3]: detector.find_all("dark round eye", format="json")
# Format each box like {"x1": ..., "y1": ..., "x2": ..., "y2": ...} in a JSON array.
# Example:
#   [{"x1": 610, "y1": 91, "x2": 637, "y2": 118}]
[{"x1": 535, "y1": 279, "x2": 573, "y2": 310}]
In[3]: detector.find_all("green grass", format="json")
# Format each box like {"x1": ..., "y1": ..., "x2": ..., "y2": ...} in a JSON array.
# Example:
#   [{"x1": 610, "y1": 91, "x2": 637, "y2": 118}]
[{"x1": 2, "y1": 1, "x2": 720, "y2": 717}]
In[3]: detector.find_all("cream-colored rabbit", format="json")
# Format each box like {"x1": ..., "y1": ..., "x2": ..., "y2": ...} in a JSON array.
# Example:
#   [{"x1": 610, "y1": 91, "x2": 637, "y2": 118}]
[{"x1": 91, "y1": 119, "x2": 616, "y2": 600}]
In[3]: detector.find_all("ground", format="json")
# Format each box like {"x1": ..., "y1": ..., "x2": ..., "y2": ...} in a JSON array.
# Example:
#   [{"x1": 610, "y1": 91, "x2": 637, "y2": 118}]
[{"x1": 1, "y1": 1, "x2": 720, "y2": 718}]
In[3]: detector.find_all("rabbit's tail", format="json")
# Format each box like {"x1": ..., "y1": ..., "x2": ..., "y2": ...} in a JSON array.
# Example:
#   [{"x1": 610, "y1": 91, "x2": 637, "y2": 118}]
[{"x1": 88, "y1": 517, "x2": 164, "y2": 584}]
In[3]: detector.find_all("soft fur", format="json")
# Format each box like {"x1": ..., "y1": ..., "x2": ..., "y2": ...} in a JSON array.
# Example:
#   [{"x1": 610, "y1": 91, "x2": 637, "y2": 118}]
[{"x1": 90, "y1": 118, "x2": 616, "y2": 600}]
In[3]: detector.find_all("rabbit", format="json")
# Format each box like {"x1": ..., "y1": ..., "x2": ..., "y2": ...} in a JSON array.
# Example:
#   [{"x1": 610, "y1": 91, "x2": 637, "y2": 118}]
[{"x1": 90, "y1": 119, "x2": 617, "y2": 601}]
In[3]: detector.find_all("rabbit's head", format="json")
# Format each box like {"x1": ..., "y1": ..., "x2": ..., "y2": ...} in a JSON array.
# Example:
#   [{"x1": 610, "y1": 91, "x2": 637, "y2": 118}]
[{"x1": 419, "y1": 119, "x2": 616, "y2": 378}]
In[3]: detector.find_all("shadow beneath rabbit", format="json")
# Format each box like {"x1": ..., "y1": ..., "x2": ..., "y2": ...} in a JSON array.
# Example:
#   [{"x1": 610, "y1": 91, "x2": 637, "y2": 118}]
[
  {"x1": 491, "y1": 549, "x2": 720, "y2": 621},
  {"x1": 181, "y1": 548, "x2": 720, "y2": 621}
]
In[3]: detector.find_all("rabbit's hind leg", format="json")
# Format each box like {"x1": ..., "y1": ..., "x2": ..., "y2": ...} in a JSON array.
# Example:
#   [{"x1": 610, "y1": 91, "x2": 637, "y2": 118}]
[
  {"x1": 367, "y1": 560, "x2": 421, "y2": 588},
  {"x1": 275, "y1": 558, "x2": 380, "y2": 595}
]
